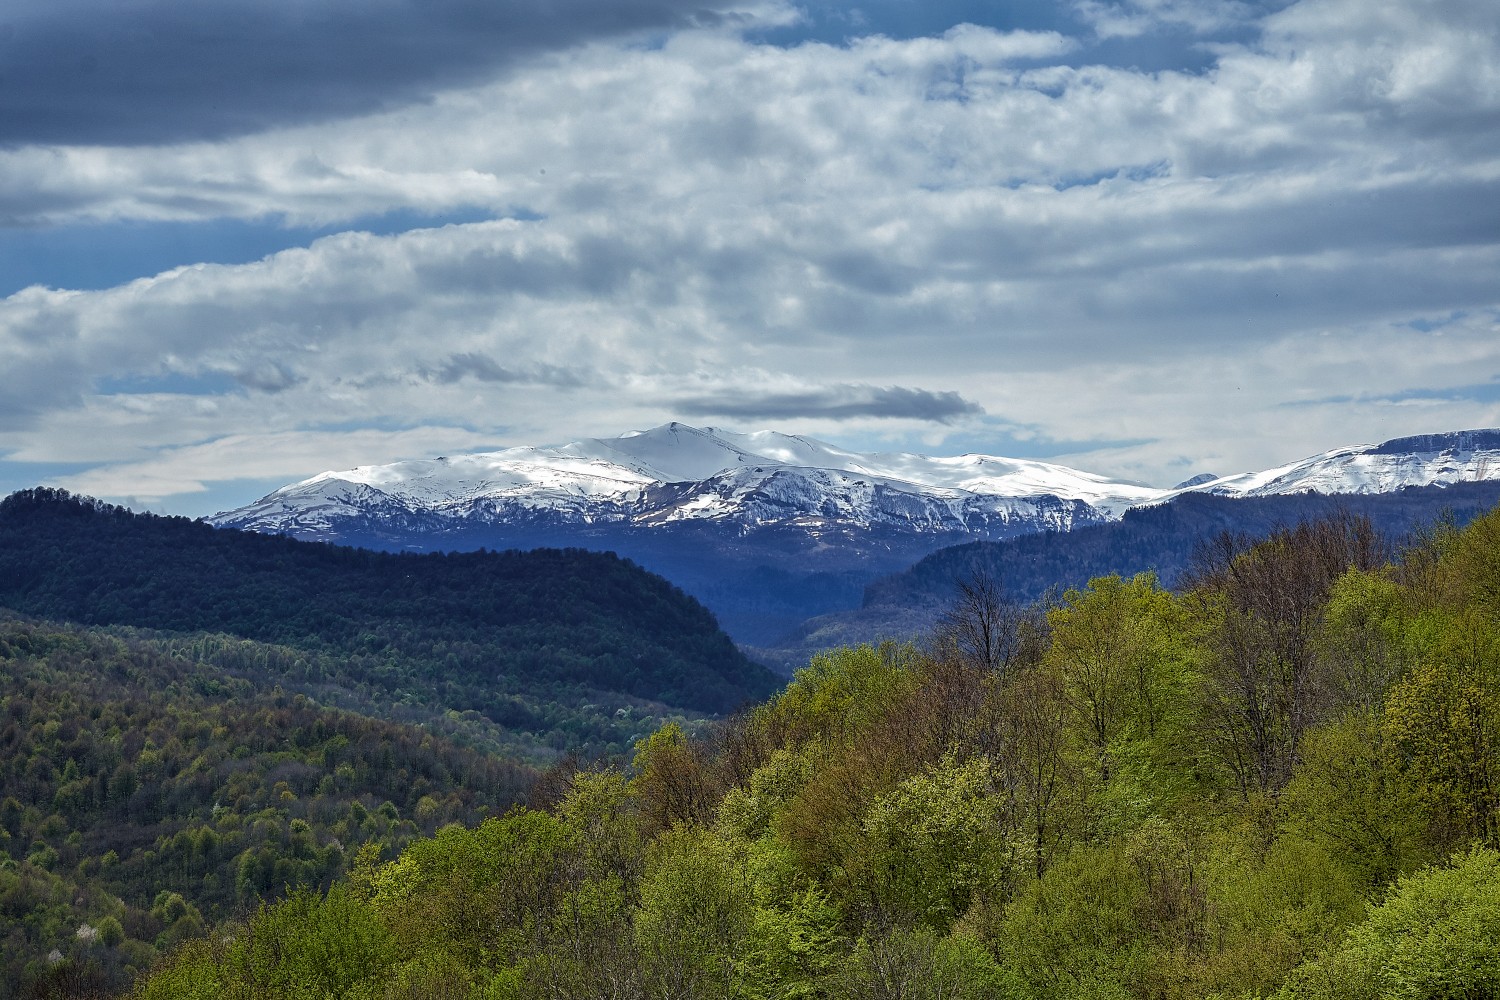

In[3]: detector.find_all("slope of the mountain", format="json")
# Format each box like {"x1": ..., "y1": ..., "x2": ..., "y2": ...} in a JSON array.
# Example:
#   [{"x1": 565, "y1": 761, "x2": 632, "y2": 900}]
[
  {"x1": 0, "y1": 488, "x2": 777, "y2": 716},
  {"x1": 0, "y1": 612, "x2": 537, "y2": 999},
  {"x1": 215, "y1": 424, "x2": 1500, "y2": 540},
  {"x1": 1180, "y1": 429, "x2": 1500, "y2": 499},
  {"x1": 212, "y1": 422, "x2": 1157, "y2": 538},
  {"x1": 210, "y1": 423, "x2": 1164, "y2": 645},
  {"x1": 748, "y1": 481, "x2": 1500, "y2": 669},
  {"x1": 207, "y1": 424, "x2": 1500, "y2": 648}
]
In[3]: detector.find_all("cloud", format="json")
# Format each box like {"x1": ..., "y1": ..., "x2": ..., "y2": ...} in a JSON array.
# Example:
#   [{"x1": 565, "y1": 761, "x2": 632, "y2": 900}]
[
  {"x1": 0, "y1": 0, "x2": 790, "y2": 146},
  {"x1": 45, "y1": 426, "x2": 505, "y2": 504},
  {"x1": 0, "y1": 1, "x2": 1498, "y2": 511},
  {"x1": 426, "y1": 353, "x2": 591, "y2": 388},
  {"x1": 676, "y1": 384, "x2": 985, "y2": 422}
]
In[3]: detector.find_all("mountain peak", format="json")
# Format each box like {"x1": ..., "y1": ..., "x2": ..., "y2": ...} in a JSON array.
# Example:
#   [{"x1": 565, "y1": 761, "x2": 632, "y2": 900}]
[{"x1": 212, "y1": 423, "x2": 1500, "y2": 540}]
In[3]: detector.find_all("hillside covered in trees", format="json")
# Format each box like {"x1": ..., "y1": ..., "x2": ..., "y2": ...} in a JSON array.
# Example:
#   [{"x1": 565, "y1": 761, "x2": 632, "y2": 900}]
[
  {"x1": 0, "y1": 489, "x2": 777, "y2": 719},
  {"x1": 129, "y1": 504, "x2": 1500, "y2": 998},
  {"x1": 759, "y1": 480, "x2": 1500, "y2": 667},
  {"x1": 0, "y1": 488, "x2": 784, "y2": 996},
  {"x1": 872, "y1": 480, "x2": 1500, "y2": 610},
  {"x1": 0, "y1": 616, "x2": 541, "y2": 998}
]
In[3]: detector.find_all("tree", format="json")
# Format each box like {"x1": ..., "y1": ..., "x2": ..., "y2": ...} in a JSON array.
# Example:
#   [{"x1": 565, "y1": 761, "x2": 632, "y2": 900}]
[
  {"x1": 633, "y1": 826, "x2": 756, "y2": 999},
  {"x1": 1280, "y1": 710, "x2": 1430, "y2": 885},
  {"x1": 1190, "y1": 513, "x2": 1388, "y2": 794},
  {"x1": 1277, "y1": 846, "x2": 1500, "y2": 1000},
  {"x1": 631, "y1": 723, "x2": 717, "y2": 833},
  {"x1": 1045, "y1": 574, "x2": 1193, "y2": 760},
  {"x1": 839, "y1": 926, "x2": 1006, "y2": 1000},
  {"x1": 934, "y1": 570, "x2": 1043, "y2": 677},
  {"x1": 988, "y1": 668, "x2": 1081, "y2": 879},
  {"x1": 1381, "y1": 608, "x2": 1500, "y2": 848},
  {"x1": 862, "y1": 755, "x2": 1017, "y2": 932}
]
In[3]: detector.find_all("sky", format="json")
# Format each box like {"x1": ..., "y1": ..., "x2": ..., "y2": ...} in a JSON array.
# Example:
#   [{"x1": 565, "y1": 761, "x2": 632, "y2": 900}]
[{"x1": 1, "y1": 0, "x2": 1497, "y2": 516}]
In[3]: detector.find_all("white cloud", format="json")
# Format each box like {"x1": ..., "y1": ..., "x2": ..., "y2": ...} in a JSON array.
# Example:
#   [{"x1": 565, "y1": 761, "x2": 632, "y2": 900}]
[
  {"x1": 1, "y1": 0, "x2": 1498, "y2": 509},
  {"x1": 48, "y1": 426, "x2": 508, "y2": 503}
]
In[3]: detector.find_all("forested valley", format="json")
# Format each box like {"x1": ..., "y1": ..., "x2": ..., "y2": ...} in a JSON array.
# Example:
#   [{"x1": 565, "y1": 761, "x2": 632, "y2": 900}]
[
  {"x1": 0, "y1": 490, "x2": 765, "y2": 996},
  {"x1": 114, "y1": 504, "x2": 1500, "y2": 999}
]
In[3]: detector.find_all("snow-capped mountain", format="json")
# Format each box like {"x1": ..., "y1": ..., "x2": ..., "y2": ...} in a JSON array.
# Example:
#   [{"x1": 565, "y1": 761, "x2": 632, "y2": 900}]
[
  {"x1": 207, "y1": 424, "x2": 1500, "y2": 648},
  {"x1": 1174, "y1": 429, "x2": 1500, "y2": 499},
  {"x1": 211, "y1": 422, "x2": 1164, "y2": 540},
  {"x1": 213, "y1": 424, "x2": 1500, "y2": 541}
]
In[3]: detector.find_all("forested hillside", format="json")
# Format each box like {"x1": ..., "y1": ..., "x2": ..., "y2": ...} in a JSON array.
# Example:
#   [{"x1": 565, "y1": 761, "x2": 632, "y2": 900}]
[
  {"x1": 0, "y1": 489, "x2": 777, "y2": 717},
  {"x1": 869, "y1": 481, "x2": 1500, "y2": 609},
  {"x1": 131, "y1": 504, "x2": 1500, "y2": 998},
  {"x1": 0, "y1": 488, "x2": 778, "y2": 997},
  {"x1": 758, "y1": 481, "x2": 1500, "y2": 667},
  {"x1": 0, "y1": 616, "x2": 537, "y2": 998}
]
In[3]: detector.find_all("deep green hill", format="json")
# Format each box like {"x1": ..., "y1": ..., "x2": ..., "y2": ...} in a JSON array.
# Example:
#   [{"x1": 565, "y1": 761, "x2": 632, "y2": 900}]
[{"x1": 0, "y1": 489, "x2": 778, "y2": 717}]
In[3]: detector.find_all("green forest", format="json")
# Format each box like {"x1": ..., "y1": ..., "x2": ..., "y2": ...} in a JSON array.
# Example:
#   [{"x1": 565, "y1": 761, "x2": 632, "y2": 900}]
[
  {"x1": 0, "y1": 489, "x2": 778, "y2": 721},
  {"x1": 0, "y1": 489, "x2": 769, "y2": 996},
  {"x1": 0, "y1": 615, "x2": 545, "y2": 997},
  {"x1": 112, "y1": 505, "x2": 1500, "y2": 999}
]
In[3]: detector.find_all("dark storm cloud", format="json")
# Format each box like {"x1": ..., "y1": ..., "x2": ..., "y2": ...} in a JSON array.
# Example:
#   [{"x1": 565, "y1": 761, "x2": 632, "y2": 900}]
[
  {"x1": 678, "y1": 384, "x2": 984, "y2": 422},
  {"x1": 0, "y1": 0, "x2": 753, "y2": 147},
  {"x1": 427, "y1": 353, "x2": 589, "y2": 388}
]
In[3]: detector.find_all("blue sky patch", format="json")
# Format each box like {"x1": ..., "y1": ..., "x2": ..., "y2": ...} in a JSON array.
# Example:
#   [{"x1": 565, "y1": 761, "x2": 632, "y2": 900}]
[{"x1": 0, "y1": 207, "x2": 500, "y2": 296}]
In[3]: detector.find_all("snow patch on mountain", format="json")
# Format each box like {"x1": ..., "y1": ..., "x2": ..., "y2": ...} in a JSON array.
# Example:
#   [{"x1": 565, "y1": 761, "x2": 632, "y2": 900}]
[
  {"x1": 1179, "y1": 429, "x2": 1500, "y2": 499},
  {"x1": 210, "y1": 424, "x2": 1500, "y2": 542}
]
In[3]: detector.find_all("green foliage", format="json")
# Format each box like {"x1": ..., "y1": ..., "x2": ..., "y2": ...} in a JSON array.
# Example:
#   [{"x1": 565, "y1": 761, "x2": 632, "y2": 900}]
[
  {"x1": 634, "y1": 826, "x2": 757, "y2": 996},
  {"x1": 0, "y1": 614, "x2": 534, "y2": 997},
  {"x1": 994, "y1": 840, "x2": 1153, "y2": 999},
  {"x1": 838, "y1": 926, "x2": 1008, "y2": 1000},
  {"x1": 1046, "y1": 573, "x2": 1193, "y2": 751},
  {"x1": 230, "y1": 884, "x2": 397, "y2": 998},
  {"x1": 754, "y1": 643, "x2": 919, "y2": 750},
  {"x1": 1277, "y1": 846, "x2": 1500, "y2": 1000},
  {"x1": 370, "y1": 811, "x2": 574, "y2": 971},
  {"x1": 862, "y1": 754, "x2": 1015, "y2": 932},
  {"x1": 1314, "y1": 568, "x2": 1411, "y2": 711},
  {"x1": 1280, "y1": 710, "x2": 1430, "y2": 884},
  {"x1": 88, "y1": 502, "x2": 1500, "y2": 999},
  {"x1": 137, "y1": 884, "x2": 398, "y2": 1000},
  {"x1": 631, "y1": 722, "x2": 718, "y2": 831},
  {"x1": 1200, "y1": 823, "x2": 1367, "y2": 998},
  {"x1": 1381, "y1": 608, "x2": 1500, "y2": 847}
]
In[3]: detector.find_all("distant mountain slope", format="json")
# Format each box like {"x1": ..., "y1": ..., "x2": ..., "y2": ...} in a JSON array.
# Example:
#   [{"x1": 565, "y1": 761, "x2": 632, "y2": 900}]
[
  {"x1": 210, "y1": 423, "x2": 1161, "y2": 645},
  {"x1": 206, "y1": 424, "x2": 1500, "y2": 646},
  {"x1": 0, "y1": 489, "x2": 777, "y2": 716},
  {"x1": 1180, "y1": 429, "x2": 1500, "y2": 498},
  {"x1": 212, "y1": 422, "x2": 1160, "y2": 537},
  {"x1": 753, "y1": 482, "x2": 1500, "y2": 668},
  {"x1": 874, "y1": 482, "x2": 1500, "y2": 607},
  {"x1": 212, "y1": 424, "x2": 1500, "y2": 538}
]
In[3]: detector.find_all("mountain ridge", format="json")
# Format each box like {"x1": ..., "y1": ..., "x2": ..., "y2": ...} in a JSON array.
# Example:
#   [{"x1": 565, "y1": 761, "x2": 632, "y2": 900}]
[
  {"x1": 0, "y1": 487, "x2": 776, "y2": 716},
  {"x1": 206, "y1": 424, "x2": 1500, "y2": 646},
  {"x1": 214, "y1": 423, "x2": 1500, "y2": 536},
  {"x1": 212, "y1": 421, "x2": 1163, "y2": 540}
]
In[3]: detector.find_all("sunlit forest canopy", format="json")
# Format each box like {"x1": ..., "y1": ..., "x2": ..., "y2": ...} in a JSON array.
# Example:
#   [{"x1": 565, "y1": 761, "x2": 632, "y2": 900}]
[{"x1": 114, "y1": 503, "x2": 1500, "y2": 999}]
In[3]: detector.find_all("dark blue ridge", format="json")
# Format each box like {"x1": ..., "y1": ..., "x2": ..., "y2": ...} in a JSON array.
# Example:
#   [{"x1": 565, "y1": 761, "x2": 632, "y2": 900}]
[{"x1": 1369, "y1": 429, "x2": 1500, "y2": 456}]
